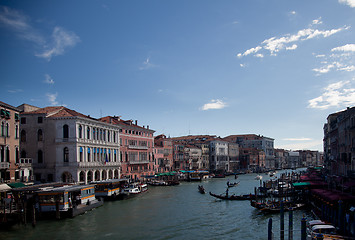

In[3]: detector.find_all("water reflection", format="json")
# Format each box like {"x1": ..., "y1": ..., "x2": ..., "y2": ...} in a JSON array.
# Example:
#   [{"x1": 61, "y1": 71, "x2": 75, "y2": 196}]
[{"x1": 2, "y1": 169, "x2": 308, "y2": 240}]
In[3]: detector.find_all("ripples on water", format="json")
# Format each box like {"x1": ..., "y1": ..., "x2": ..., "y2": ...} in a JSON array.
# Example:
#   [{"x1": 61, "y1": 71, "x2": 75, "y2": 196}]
[{"x1": 2, "y1": 169, "x2": 310, "y2": 240}]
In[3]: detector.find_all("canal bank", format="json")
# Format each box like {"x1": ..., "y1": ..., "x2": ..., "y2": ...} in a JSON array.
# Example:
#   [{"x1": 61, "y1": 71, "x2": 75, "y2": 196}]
[{"x1": 1, "y1": 169, "x2": 311, "y2": 240}]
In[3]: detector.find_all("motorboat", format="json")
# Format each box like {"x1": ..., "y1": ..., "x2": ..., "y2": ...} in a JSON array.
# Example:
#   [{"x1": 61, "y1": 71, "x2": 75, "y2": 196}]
[{"x1": 255, "y1": 175, "x2": 263, "y2": 180}]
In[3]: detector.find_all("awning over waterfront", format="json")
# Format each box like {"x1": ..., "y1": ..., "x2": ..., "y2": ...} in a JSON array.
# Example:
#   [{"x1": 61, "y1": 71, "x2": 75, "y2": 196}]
[
  {"x1": 7, "y1": 182, "x2": 26, "y2": 188},
  {"x1": 0, "y1": 183, "x2": 11, "y2": 192},
  {"x1": 155, "y1": 172, "x2": 177, "y2": 176},
  {"x1": 311, "y1": 189, "x2": 355, "y2": 203}
]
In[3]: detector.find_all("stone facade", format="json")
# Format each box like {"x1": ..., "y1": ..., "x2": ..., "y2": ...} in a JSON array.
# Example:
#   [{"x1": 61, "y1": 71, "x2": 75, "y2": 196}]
[
  {"x1": 20, "y1": 106, "x2": 121, "y2": 184},
  {"x1": 100, "y1": 116, "x2": 155, "y2": 181}
]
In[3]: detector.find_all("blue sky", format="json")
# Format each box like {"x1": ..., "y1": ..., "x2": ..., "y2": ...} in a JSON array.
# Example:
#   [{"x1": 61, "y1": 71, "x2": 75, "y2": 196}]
[{"x1": 1, "y1": 0, "x2": 355, "y2": 151}]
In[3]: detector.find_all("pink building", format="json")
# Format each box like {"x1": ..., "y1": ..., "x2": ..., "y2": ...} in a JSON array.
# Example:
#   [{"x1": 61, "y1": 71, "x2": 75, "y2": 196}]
[
  {"x1": 100, "y1": 116, "x2": 155, "y2": 181},
  {"x1": 154, "y1": 134, "x2": 173, "y2": 173}
]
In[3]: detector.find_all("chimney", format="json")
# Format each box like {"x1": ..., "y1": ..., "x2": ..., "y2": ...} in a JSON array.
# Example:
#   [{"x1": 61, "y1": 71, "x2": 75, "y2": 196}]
[
  {"x1": 135, "y1": 120, "x2": 138, "y2": 125},
  {"x1": 147, "y1": 125, "x2": 149, "y2": 129}
]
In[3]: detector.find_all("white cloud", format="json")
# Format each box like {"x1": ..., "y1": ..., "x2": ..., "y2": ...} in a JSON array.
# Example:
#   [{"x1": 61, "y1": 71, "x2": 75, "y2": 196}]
[
  {"x1": 255, "y1": 53, "x2": 264, "y2": 58},
  {"x1": 200, "y1": 99, "x2": 227, "y2": 111},
  {"x1": 339, "y1": 65, "x2": 355, "y2": 71},
  {"x1": 7, "y1": 89, "x2": 23, "y2": 93},
  {"x1": 36, "y1": 27, "x2": 80, "y2": 61},
  {"x1": 308, "y1": 80, "x2": 355, "y2": 109},
  {"x1": 139, "y1": 57, "x2": 158, "y2": 70},
  {"x1": 240, "y1": 63, "x2": 246, "y2": 68},
  {"x1": 290, "y1": 11, "x2": 297, "y2": 15},
  {"x1": 44, "y1": 74, "x2": 54, "y2": 84},
  {"x1": 0, "y1": 6, "x2": 79, "y2": 61},
  {"x1": 276, "y1": 140, "x2": 323, "y2": 151},
  {"x1": 311, "y1": 17, "x2": 323, "y2": 25},
  {"x1": 237, "y1": 46, "x2": 262, "y2": 58},
  {"x1": 313, "y1": 44, "x2": 355, "y2": 74},
  {"x1": 286, "y1": 44, "x2": 298, "y2": 50},
  {"x1": 331, "y1": 44, "x2": 355, "y2": 52},
  {"x1": 237, "y1": 23, "x2": 349, "y2": 58},
  {"x1": 282, "y1": 138, "x2": 312, "y2": 141},
  {"x1": 46, "y1": 92, "x2": 58, "y2": 105},
  {"x1": 312, "y1": 64, "x2": 335, "y2": 74},
  {"x1": 0, "y1": 6, "x2": 44, "y2": 44},
  {"x1": 339, "y1": 0, "x2": 355, "y2": 7}
]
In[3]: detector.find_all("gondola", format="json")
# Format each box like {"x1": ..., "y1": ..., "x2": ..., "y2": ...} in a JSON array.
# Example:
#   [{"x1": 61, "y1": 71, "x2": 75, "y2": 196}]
[
  {"x1": 227, "y1": 181, "x2": 240, "y2": 188},
  {"x1": 209, "y1": 192, "x2": 256, "y2": 200},
  {"x1": 198, "y1": 185, "x2": 206, "y2": 194}
]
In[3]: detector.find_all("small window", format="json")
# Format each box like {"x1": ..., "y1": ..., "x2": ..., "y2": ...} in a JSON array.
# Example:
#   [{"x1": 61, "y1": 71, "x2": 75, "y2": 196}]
[
  {"x1": 21, "y1": 130, "x2": 26, "y2": 142},
  {"x1": 38, "y1": 129, "x2": 43, "y2": 141},
  {"x1": 63, "y1": 124, "x2": 69, "y2": 138},
  {"x1": 15, "y1": 113, "x2": 19, "y2": 121},
  {"x1": 63, "y1": 147, "x2": 69, "y2": 162},
  {"x1": 21, "y1": 117, "x2": 26, "y2": 124},
  {"x1": 38, "y1": 117, "x2": 43, "y2": 123},
  {"x1": 38, "y1": 150, "x2": 43, "y2": 163}
]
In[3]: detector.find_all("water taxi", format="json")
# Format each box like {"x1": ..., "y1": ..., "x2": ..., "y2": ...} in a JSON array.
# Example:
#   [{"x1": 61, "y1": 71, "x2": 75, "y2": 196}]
[
  {"x1": 121, "y1": 183, "x2": 148, "y2": 199},
  {"x1": 37, "y1": 184, "x2": 103, "y2": 218},
  {"x1": 90, "y1": 179, "x2": 128, "y2": 200}
]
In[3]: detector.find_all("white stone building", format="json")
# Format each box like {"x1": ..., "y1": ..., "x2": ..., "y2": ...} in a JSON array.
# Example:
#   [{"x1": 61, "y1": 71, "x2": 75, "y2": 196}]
[{"x1": 20, "y1": 106, "x2": 121, "y2": 184}]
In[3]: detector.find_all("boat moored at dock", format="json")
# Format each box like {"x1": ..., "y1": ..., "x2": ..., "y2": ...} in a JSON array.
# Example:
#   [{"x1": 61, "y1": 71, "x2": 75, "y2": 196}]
[
  {"x1": 90, "y1": 179, "x2": 129, "y2": 200},
  {"x1": 37, "y1": 184, "x2": 103, "y2": 218}
]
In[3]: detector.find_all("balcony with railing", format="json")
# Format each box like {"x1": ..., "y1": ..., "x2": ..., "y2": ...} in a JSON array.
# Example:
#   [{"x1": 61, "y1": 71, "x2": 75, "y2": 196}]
[
  {"x1": 0, "y1": 162, "x2": 10, "y2": 169},
  {"x1": 17, "y1": 158, "x2": 33, "y2": 167},
  {"x1": 129, "y1": 159, "x2": 149, "y2": 164},
  {"x1": 128, "y1": 144, "x2": 148, "y2": 150},
  {"x1": 78, "y1": 161, "x2": 120, "y2": 168}
]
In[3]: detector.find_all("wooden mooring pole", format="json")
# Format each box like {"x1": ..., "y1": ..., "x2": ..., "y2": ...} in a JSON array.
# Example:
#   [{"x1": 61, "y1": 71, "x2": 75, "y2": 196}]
[
  {"x1": 268, "y1": 218, "x2": 273, "y2": 240},
  {"x1": 280, "y1": 201, "x2": 284, "y2": 240},
  {"x1": 288, "y1": 208, "x2": 293, "y2": 240},
  {"x1": 301, "y1": 217, "x2": 307, "y2": 240}
]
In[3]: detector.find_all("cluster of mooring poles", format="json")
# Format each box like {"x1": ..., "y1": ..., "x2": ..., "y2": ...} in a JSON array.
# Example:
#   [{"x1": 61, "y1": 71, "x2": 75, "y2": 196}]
[{"x1": 267, "y1": 200, "x2": 320, "y2": 240}]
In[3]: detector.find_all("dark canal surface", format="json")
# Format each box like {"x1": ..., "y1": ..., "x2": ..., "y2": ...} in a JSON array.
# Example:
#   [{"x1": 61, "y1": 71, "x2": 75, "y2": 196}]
[{"x1": 2, "y1": 168, "x2": 311, "y2": 240}]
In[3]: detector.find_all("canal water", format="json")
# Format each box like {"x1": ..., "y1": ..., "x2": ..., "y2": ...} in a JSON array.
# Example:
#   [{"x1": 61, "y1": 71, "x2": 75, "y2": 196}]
[{"x1": 3, "y1": 169, "x2": 311, "y2": 240}]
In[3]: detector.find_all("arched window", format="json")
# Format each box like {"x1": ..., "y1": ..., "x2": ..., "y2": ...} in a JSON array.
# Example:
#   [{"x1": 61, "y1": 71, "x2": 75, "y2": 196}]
[
  {"x1": 63, "y1": 147, "x2": 69, "y2": 162},
  {"x1": 37, "y1": 129, "x2": 43, "y2": 141},
  {"x1": 6, "y1": 147, "x2": 9, "y2": 162},
  {"x1": 15, "y1": 148, "x2": 19, "y2": 163},
  {"x1": 63, "y1": 124, "x2": 69, "y2": 139},
  {"x1": 78, "y1": 125, "x2": 82, "y2": 138},
  {"x1": 87, "y1": 127, "x2": 90, "y2": 139},
  {"x1": 87, "y1": 147, "x2": 91, "y2": 162},
  {"x1": 5, "y1": 123, "x2": 9, "y2": 137},
  {"x1": 38, "y1": 150, "x2": 43, "y2": 163},
  {"x1": 79, "y1": 147, "x2": 83, "y2": 162},
  {"x1": 93, "y1": 128, "x2": 95, "y2": 140},
  {"x1": 20, "y1": 130, "x2": 26, "y2": 142},
  {"x1": 1, "y1": 122, "x2": 4, "y2": 136},
  {"x1": 107, "y1": 131, "x2": 110, "y2": 142},
  {"x1": 15, "y1": 125, "x2": 19, "y2": 139}
]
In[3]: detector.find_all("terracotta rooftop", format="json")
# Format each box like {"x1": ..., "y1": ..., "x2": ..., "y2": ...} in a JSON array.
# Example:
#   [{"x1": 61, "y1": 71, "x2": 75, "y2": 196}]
[
  {"x1": 22, "y1": 106, "x2": 95, "y2": 120},
  {"x1": 99, "y1": 116, "x2": 155, "y2": 132}
]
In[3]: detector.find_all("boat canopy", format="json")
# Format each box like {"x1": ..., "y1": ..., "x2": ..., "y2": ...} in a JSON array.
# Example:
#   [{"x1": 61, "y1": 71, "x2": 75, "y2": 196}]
[
  {"x1": 91, "y1": 179, "x2": 127, "y2": 184},
  {"x1": 292, "y1": 182, "x2": 311, "y2": 187}
]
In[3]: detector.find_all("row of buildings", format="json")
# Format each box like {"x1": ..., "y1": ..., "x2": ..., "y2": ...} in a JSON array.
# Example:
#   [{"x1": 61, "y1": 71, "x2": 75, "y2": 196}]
[
  {"x1": 324, "y1": 107, "x2": 355, "y2": 178},
  {"x1": 0, "y1": 101, "x2": 327, "y2": 185}
]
